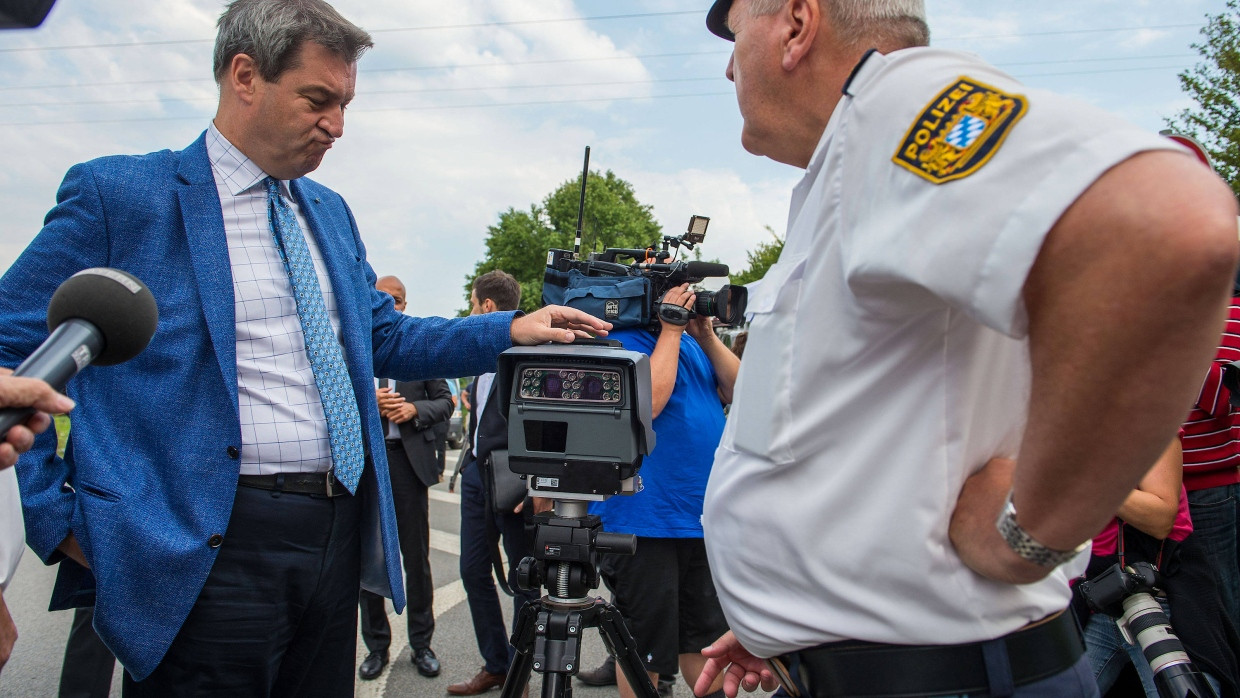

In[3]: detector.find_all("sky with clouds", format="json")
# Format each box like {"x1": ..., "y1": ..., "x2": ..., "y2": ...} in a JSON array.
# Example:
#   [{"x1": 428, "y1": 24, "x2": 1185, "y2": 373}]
[{"x1": 0, "y1": 0, "x2": 1230, "y2": 317}]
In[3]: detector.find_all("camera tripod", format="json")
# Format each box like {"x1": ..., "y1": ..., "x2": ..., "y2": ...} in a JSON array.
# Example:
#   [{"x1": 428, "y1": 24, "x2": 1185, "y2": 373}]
[{"x1": 498, "y1": 500, "x2": 660, "y2": 698}]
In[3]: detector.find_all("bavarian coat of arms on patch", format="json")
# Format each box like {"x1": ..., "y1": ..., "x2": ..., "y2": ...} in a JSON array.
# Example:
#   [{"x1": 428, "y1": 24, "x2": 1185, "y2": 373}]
[{"x1": 893, "y1": 76, "x2": 1028, "y2": 184}]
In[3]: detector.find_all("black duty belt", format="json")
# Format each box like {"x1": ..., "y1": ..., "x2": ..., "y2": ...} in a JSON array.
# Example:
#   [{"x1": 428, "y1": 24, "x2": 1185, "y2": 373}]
[
  {"x1": 237, "y1": 472, "x2": 349, "y2": 498},
  {"x1": 785, "y1": 609, "x2": 1084, "y2": 697}
]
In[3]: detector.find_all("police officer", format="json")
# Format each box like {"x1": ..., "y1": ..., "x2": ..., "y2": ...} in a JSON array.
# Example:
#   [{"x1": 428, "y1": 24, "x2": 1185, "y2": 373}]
[{"x1": 694, "y1": 1, "x2": 1240, "y2": 696}]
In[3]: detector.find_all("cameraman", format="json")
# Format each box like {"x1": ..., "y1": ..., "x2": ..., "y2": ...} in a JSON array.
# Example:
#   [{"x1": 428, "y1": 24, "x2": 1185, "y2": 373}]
[{"x1": 590, "y1": 282, "x2": 738, "y2": 698}]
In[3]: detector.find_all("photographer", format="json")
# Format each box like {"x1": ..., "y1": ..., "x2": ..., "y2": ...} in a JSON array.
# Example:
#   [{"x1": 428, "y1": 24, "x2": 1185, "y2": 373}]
[
  {"x1": 1076, "y1": 439, "x2": 1238, "y2": 697},
  {"x1": 1181, "y1": 292, "x2": 1240, "y2": 634},
  {"x1": 589, "y1": 282, "x2": 738, "y2": 698}
]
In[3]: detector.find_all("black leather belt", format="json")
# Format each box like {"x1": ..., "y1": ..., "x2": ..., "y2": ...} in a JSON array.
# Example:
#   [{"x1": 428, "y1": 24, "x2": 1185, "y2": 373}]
[
  {"x1": 384, "y1": 439, "x2": 403, "y2": 450},
  {"x1": 785, "y1": 610, "x2": 1084, "y2": 697},
  {"x1": 237, "y1": 472, "x2": 349, "y2": 498}
]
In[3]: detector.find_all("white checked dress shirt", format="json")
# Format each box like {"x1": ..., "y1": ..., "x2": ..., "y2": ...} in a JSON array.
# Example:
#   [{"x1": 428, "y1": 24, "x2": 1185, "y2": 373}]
[{"x1": 206, "y1": 123, "x2": 344, "y2": 476}]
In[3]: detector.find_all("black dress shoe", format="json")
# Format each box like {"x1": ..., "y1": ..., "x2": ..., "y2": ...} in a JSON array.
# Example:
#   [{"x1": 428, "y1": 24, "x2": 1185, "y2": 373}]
[
  {"x1": 575, "y1": 659, "x2": 616, "y2": 686},
  {"x1": 358, "y1": 650, "x2": 389, "y2": 681},
  {"x1": 412, "y1": 646, "x2": 441, "y2": 677}
]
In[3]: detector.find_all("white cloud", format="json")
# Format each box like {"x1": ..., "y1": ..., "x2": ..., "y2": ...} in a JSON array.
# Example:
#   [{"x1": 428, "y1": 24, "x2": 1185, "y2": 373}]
[{"x1": 0, "y1": 0, "x2": 1233, "y2": 320}]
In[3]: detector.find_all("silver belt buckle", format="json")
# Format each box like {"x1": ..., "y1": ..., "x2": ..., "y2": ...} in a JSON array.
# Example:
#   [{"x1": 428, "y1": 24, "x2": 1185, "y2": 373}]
[{"x1": 325, "y1": 471, "x2": 337, "y2": 497}]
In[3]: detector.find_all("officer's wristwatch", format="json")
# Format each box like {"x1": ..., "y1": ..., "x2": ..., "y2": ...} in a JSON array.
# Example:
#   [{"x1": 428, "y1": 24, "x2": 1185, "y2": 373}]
[{"x1": 995, "y1": 490, "x2": 1088, "y2": 568}]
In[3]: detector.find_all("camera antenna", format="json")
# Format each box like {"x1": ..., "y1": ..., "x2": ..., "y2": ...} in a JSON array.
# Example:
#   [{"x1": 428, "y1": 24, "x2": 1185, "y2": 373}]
[{"x1": 574, "y1": 146, "x2": 590, "y2": 258}]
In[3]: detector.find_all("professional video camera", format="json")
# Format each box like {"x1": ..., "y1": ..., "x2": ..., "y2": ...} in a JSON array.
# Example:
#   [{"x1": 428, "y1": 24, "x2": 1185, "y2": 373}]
[
  {"x1": 1078, "y1": 561, "x2": 1218, "y2": 698},
  {"x1": 542, "y1": 147, "x2": 747, "y2": 331}
]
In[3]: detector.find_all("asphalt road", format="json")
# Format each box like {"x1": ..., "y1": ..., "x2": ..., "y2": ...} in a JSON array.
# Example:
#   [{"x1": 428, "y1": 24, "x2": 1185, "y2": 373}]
[{"x1": 0, "y1": 450, "x2": 771, "y2": 698}]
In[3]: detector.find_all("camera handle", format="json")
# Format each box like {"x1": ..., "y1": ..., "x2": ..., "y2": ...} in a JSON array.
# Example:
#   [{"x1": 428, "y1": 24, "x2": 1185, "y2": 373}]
[
  {"x1": 499, "y1": 501, "x2": 660, "y2": 698},
  {"x1": 658, "y1": 303, "x2": 691, "y2": 326}
]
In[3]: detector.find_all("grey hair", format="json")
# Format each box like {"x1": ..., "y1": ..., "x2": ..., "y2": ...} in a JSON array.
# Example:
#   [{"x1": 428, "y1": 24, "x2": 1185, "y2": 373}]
[
  {"x1": 748, "y1": 0, "x2": 929, "y2": 48},
  {"x1": 213, "y1": 0, "x2": 373, "y2": 83}
]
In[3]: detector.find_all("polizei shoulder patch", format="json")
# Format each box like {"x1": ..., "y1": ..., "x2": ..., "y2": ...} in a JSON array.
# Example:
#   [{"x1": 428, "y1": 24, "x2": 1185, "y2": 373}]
[{"x1": 893, "y1": 76, "x2": 1028, "y2": 184}]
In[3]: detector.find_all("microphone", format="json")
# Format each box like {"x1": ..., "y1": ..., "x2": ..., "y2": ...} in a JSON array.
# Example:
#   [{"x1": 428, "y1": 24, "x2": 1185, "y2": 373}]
[
  {"x1": 633, "y1": 260, "x2": 732, "y2": 279},
  {"x1": 682, "y1": 261, "x2": 730, "y2": 278},
  {"x1": 0, "y1": 268, "x2": 158, "y2": 436}
]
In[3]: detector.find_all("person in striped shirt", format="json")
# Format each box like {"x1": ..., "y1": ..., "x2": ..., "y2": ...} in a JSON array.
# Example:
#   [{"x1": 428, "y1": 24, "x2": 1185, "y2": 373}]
[{"x1": 1181, "y1": 292, "x2": 1240, "y2": 635}]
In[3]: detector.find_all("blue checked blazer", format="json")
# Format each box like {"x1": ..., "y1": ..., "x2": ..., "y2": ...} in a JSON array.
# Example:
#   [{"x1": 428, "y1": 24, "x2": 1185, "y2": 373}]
[{"x1": 0, "y1": 132, "x2": 516, "y2": 680}]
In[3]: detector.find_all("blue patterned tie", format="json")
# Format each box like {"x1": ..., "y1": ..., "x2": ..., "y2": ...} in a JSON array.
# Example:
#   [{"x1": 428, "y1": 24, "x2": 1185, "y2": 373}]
[{"x1": 266, "y1": 177, "x2": 364, "y2": 493}]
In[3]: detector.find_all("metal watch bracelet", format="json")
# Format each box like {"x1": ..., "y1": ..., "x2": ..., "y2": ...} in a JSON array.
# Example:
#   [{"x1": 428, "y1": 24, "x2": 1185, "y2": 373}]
[{"x1": 995, "y1": 490, "x2": 1088, "y2": 568}]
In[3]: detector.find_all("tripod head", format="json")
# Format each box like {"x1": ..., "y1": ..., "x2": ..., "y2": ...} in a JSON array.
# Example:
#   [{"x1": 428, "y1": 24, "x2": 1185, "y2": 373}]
[{"x1": 516, "y1": 500, "x2": 636, "y2": 603}]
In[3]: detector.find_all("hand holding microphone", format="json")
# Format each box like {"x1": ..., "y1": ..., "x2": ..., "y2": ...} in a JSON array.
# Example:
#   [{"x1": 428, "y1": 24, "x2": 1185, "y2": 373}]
[
  {"x1": 0, "y1": 371, "x2": 74, "y2": 470},
  {"x1": 0, "y1": 268, "x2": 158, "y2": 465}
]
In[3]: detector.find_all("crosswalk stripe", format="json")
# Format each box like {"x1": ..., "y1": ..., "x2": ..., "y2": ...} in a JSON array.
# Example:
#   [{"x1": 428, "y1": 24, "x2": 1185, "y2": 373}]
[
  {"x1": 429, "y1": 528, "x2": 459, "y2": 555},
  {"x1": 429, "y1": 488, "x2": 460, "y2": 505}
]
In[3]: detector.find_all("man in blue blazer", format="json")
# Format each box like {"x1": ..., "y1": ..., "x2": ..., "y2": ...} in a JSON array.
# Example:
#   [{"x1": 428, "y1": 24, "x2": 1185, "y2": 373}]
[{"x1": 0, "y1": 1, "x2": 607, "y2": 695}]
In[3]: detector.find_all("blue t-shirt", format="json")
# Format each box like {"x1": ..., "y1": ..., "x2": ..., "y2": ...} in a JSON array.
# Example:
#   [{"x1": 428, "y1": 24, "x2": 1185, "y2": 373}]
[{"x1": 589, "y1": 327, "x2": 726, "y2": 538}]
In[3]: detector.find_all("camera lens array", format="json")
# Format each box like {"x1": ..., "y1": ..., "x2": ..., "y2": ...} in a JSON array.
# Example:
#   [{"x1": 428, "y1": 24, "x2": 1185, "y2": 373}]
[{"x1": 519, "y1": 368, "x2": 622, "y2": 403}]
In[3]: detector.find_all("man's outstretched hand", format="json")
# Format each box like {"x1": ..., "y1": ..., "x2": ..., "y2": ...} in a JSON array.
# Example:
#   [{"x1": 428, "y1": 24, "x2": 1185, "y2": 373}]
[
  {"x1": 694, "y1": 631, "x2": 779, "y2": 697},
  {"x1": 510, "y1": 306, "x2": 611, "y2": 345}
]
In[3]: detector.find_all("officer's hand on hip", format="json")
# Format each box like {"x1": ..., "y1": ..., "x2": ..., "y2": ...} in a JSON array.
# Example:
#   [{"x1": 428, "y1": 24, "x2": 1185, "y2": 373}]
[{"x1": 949, "y1": 457, "x2": 1057, "y2": 585}]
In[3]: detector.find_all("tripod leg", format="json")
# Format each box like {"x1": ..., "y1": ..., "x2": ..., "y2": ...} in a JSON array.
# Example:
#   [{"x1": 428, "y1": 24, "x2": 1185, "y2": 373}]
[
  {"x1": 597, "y1": 602, "x2": 659, "y2": 698},
  {"x1": 542, "y1": 671, "x2": 569, "y2": 698},
  {"x1": 501, "y1": 602, "x2": 539, "y2": 698}
]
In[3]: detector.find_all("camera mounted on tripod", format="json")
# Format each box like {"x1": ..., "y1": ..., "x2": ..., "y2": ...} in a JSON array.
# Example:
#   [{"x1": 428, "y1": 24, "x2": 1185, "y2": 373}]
[{"x1": 494, "y1": 340, "x2": 663, "y2": 698}]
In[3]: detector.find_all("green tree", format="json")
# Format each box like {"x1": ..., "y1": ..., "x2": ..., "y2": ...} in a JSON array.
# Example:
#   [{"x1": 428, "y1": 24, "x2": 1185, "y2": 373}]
[
  {"x1": 465, "y1": 170, "x2": 664, "y2": 314},
  {"x1": 729, "y1": 226, "x2": 785, "y2": 286},
  {"x1": 1167, "y1": 0, "x2": 1240, "y2": 195}
]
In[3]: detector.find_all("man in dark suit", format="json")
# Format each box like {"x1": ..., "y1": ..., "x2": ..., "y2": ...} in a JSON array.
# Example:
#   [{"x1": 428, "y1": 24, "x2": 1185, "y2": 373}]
[
  {"x1": 0, "y1": 1, "x2": 609, "y2": 694},
  {"x1": 358, "y1": 275, "x2": 451, "y2": 681}
]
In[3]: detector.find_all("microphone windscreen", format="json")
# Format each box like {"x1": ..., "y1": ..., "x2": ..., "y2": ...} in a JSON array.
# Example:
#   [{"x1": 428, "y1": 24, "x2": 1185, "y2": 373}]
[
  {"x1": 46, "y1": 268, "x2": 158, "y2": 365},
  {"x1": 684, "y1": 261, "x2": 730, "y2": 278}
]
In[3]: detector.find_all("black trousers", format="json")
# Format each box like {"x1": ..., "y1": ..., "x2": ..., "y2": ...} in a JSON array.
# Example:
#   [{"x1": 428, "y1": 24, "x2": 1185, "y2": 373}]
[
  {"x1": 360, "y1": 444, "x2": 434, "y2": 652},
  {"x1": 58, "y1": 606, "x2": 116, "y2": 698},
  {"x1": 123, "y1": 484, "x2": 362, "y2": 698},
  {"x1": 459, "y1": 460, "x2": 539, "y2": 674}
]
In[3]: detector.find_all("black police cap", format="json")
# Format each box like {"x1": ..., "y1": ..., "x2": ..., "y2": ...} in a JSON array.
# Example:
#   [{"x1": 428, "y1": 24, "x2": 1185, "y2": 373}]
[{"x1": 706, "y1": 0, "x2": 735, "y2": 41}]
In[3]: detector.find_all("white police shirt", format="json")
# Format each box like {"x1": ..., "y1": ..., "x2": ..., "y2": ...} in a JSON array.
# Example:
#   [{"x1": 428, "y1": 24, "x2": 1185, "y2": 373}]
[{"x1": 702, "y1": 47, "x2": 1184, "y2": 658}]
